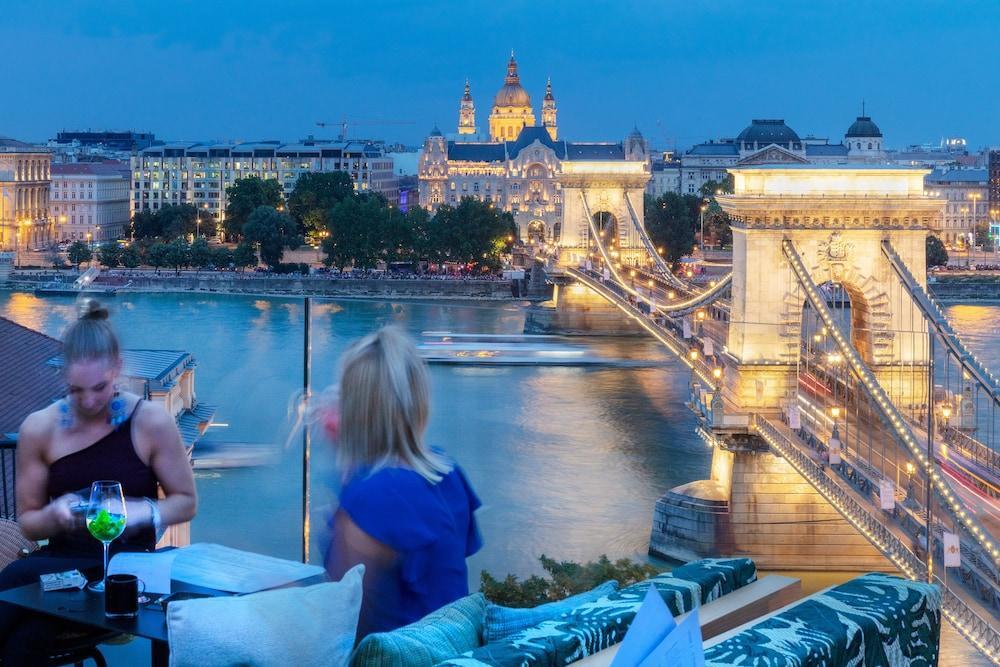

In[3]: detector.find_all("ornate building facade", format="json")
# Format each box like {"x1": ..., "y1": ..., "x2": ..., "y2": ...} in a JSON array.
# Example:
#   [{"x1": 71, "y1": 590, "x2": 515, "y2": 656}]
[
  {"x1": 680, "y1": 116, "x2": 887, "y2": 195},
  {"x1": 419, "y1": 56, "x2": 650, "y2": 254}
]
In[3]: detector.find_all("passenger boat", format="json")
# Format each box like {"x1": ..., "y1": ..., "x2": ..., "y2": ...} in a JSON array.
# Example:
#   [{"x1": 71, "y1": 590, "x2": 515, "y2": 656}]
[{"x1": 418, "y1": 332, "x2": 652, "y2": 367}]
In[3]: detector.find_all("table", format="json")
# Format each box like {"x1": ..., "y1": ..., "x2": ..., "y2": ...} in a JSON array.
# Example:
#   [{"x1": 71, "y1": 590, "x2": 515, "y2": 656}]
[{"x1": 0, "y1": 570, "x2": 327, "y2": 666}]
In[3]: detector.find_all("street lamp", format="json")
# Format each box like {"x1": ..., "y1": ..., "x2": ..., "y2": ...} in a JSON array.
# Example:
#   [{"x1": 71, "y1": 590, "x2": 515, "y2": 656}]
[
  {"x1": 968, "y1": 193, "x2": 982, "y2": 266},
  {"x1": 699, "y1": 203, "x2": 709, "y2": 252}
]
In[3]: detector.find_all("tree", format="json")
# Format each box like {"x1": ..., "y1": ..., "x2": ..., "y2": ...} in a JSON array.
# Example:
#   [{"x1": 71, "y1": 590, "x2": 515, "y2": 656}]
[
  {"x1": 975, "y1": 221, "x2": 995, "y2": 253},
  {"x1": 158, "y1": 204, "x2": 198, "y2": 240},
  {"x1": 431, "y1": 198, "x2": 515, "y2": 272},
  {"x1": 480, "y1": 555, "x2": 659, "y2": 608},
  {"x1": 164, "y1": 238, "x2": 191, "y2": 274},
  {"x1": 212, "y1": 246, "x2": 234, "y2": 270},
  {"x1": 699, "y1": 174, "x2": 735, "y2": 197},
  {"x1": 926, "y1": 234, "x2": 949, "y2": 269},
  {"x1": 644, "y1": 193, "x2": 697, "y2": 266},
  {"x1": 132, "y1": 210, "x2": 162, "y2": 239},
  {"x1": 67, "y1": 241, "x2": 93, "y2": 270},
  {"x1": 46, "y1": 248, "x2": 68, "y2": 270},
  {"x1": 287, "y1": 172, "x2": 356, "y2": 236},
  {"x1": 242, "y1": 206, "x2": 302, "y2": 268},
  {"x1": 121, "y1": 245, "x2": 141, "y2": 270},
  {"x1": 189, "y1": 238, "x2": 214, "y2": 270},
  {"x1": 233, "y1": 242, "x2": 258, "y2": 271},
  {"x1": 146, "y1": 242, "x2": 169, "y2": 271},
  {"x1": 323, "y1": 196, "x2": 385, "y2": 270},
  {"x1": 224, "y1": 177, "x2": 284, "y2": 240},
  {"x1": 98, "y1": 243, "x2": 122, "y2": 268}
]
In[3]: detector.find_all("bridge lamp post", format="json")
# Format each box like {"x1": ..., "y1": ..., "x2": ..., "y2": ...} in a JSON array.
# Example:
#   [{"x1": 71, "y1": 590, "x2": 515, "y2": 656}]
[{"x1": 699, "y1": 203, "x2": 708, "y2": 253}]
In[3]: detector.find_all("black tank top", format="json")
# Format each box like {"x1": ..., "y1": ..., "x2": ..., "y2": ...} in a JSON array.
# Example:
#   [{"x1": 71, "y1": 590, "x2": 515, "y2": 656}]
[{"x1": 46, "y1": 401, "x2": 159, "y2": 557}]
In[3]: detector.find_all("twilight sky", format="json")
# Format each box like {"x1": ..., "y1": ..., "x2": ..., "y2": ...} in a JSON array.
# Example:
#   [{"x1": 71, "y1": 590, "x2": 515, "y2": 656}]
[{"x1": 5, "y1": 0, "x2": 998, "y2": 150}]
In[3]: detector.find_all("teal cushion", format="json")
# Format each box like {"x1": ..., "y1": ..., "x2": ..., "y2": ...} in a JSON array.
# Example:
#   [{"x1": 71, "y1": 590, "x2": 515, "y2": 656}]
[
  {"x1": 349, "y1": 593, "x2": 486, "y2": 667},
  {"x1": 483, "y1": 579, "x2": 618, "y2": 643}
]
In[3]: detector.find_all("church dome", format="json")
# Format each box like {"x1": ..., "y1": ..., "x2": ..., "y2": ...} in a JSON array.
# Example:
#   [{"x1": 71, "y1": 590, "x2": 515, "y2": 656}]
[
  {"x1": 493, "y1": 54, "x2": 531, "y2": 108},
  {"x1": 846, "y1": 116, "x2": 882, "y2": 138},
  {"x1": 736, "y1": 119, "x2": 800, "y2": 146}
]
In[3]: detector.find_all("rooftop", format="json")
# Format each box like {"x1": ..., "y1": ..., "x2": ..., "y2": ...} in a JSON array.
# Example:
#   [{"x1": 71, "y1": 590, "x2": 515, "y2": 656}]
[
  {"x1": 51, "y1": 161, "x2": 130, "y2": 177},
  {"x1": 925, "y1": 168, "x2": 988, "y2": 184},
  {"x1": 0, "y1": 318, "x2": 64, "y2": 441}
]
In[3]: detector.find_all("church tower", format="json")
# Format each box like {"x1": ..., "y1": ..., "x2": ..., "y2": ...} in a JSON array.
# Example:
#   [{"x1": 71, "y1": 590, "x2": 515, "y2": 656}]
[
  {"x1": 458, "y1": 79, "x2": 476, "y2": 135},
  {"x1": 489, "y1": 52, "x2": 535, "y2": 142},
  {"x1": 542, "y1": 78, "x2": 557, "y2": 141}
]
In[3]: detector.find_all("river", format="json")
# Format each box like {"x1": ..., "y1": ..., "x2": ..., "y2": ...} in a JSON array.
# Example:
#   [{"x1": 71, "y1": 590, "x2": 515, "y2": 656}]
[{"x1": 0, "y1": 290, "x2": 709, "y2": 582}]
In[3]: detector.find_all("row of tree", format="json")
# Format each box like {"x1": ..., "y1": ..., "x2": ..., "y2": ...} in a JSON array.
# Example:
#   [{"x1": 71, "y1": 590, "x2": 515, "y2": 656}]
[
  {"x1": 641, "y1": 177, "x2": 735, "y2": 265},
  {"x1": 223, "y1": 173, "x2": 516, "y2": 272},
  {"x1": 66, "y1": 238, "x2": 259, "y2": 273}
]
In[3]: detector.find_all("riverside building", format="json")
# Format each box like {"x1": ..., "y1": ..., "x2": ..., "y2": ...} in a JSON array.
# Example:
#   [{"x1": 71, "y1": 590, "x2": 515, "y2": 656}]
[
  {"x1": 923, "y1": 168, "x2": 989, "y2": 246},
  {"x1": 679, "y1": 115, "x2": 886, "y2": 194},
  {"x1": 49, "y1": 162, "x2": 131, "y2": 243},
  {"x1": 131, "y1": 139, "x2": 397, "y2": 234},
  {"x1": 0, "y1": 137, "x2": 51, "y2": 251}
]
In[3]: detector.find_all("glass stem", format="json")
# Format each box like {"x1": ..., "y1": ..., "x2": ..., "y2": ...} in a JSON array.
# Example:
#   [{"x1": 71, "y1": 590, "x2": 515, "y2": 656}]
[{"x1": 103, "y1": 541, "x2": 110, "y2": 588}]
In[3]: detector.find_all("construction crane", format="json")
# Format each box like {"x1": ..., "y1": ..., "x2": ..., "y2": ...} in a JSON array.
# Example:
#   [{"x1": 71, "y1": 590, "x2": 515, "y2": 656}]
[{"x1": 316, "y1": 118, "x2": 414, "y2": 141}]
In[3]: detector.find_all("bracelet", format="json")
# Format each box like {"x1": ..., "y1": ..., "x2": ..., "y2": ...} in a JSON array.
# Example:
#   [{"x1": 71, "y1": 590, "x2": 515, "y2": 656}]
[{"x1": 144, "y1": 497, "x2": 165, "y2": 542}]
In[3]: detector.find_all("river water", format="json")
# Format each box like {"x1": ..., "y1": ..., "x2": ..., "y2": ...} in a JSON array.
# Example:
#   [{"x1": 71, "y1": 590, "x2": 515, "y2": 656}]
[
  {"x1": 0, "y1": 290, "x2": 710, "y2": 581},
  {"x1": 5, "y1": 291, "x2": 1000, "y2": 580}
]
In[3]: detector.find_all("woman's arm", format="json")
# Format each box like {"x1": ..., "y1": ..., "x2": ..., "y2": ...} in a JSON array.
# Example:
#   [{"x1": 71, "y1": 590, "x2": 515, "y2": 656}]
[
  {"x1": 16, "y1": 409, "x2": 78, "y2": 541},
  {"x1": 134, "y1": 402, "x2": 197, "y2": 527},
  {"x1": 326, "y1": 509, "x2": 398, "y2": 639}
]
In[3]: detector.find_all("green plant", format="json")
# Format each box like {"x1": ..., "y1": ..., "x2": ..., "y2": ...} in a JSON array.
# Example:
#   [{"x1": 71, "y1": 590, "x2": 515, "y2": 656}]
[{"x1": 480, "y1": 555, "x2": 659, "y2": 608}]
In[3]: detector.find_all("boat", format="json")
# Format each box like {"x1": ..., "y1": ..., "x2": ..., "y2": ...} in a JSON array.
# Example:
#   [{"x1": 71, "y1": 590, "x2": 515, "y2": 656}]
[
  {"x1": 33, "y1": 266, "x2": 124, "y2": 297},
  {"x1": 418, "y1": 332, "x2": 658, "y2": 367},
  {"x1": 33, "y1": 281, "x2": 120, "y2": 297}
]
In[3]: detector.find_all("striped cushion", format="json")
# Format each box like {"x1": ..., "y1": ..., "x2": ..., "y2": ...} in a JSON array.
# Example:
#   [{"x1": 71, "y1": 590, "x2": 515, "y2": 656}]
[
  {"x1": 350, "y1": 593, "x2": 486, "y2": 667},
  {"x1": 484, "y1": 580, "x2": 618, "y2": 643}
]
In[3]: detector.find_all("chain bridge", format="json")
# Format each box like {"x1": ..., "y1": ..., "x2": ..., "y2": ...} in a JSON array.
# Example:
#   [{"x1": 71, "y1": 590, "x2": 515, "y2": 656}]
[{"x1": 535, "y1": 165, "x2": 1000, "y2": 662}]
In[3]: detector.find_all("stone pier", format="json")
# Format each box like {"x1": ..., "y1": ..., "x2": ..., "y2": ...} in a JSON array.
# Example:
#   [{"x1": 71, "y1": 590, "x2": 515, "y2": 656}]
[
  {"x1": 651, "y1": 445, "x2": 892, "y2": 571},
  {"x1": 524, "y1": 280, "x2": 646, "y2": 335}
]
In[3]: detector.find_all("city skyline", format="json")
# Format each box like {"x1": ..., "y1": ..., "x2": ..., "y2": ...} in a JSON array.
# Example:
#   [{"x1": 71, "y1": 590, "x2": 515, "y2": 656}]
[{"x1": 4, "y1": 1, "x2": 999, "y2": 149}]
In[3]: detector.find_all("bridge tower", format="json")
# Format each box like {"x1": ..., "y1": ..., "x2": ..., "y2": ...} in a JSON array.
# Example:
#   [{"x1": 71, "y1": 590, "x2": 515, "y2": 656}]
[
  {"x1": 716, "y1": 166, "x2": 945, "y2": 413},
  {"x1": 556, "y1": 131, "x2": 651, "y2": 268}
]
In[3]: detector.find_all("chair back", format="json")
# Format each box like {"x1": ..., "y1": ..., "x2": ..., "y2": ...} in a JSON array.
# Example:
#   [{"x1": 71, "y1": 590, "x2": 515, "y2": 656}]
[
  {"x1": 0, "y1": 442, "x2": 15, "y2": 519},
  {"x1": 0, "y1": 518, "x2": 37, "y2": 570}
]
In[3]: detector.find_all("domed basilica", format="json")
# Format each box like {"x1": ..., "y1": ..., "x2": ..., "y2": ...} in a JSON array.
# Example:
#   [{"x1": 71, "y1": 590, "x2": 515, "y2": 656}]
[{"x1": 419, "y1": 54, "x2": 651, "y2": 249}]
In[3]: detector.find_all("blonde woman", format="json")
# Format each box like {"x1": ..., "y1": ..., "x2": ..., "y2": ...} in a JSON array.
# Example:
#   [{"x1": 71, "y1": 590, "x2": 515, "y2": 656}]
[{"x1": 323, "y1": 326, "x2": 482, "y2": 640}]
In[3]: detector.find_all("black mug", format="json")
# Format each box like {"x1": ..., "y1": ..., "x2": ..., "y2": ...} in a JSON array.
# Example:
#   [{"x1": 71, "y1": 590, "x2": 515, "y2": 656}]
[{"x1": 105, "y1": 574, "x2": 143, "y2": 618}]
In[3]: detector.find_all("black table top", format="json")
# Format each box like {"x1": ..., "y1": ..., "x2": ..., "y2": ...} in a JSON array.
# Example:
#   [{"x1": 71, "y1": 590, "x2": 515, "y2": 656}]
[{"x1": 0, "y1": 574, "x2": 329, "y2": 643}]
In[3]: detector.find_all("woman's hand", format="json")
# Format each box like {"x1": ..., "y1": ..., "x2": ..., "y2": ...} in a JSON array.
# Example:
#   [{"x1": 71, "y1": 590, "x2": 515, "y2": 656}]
[{"x1": 45, "y1": 494, "x2": 85, "y2": 533}]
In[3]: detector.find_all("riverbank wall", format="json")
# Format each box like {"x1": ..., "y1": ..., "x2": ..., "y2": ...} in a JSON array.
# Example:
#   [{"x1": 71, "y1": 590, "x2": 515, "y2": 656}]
[
  {"x1": 6, "y1": 273, "x2": 516, "y2": 300},
  {"x1": 929, "y1": 275, "x2": 1000, "y2": 301}
]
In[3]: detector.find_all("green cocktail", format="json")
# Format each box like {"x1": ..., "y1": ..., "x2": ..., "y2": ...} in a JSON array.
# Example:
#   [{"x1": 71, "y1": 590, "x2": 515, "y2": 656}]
[
  {"x1": 86, "y1": 481, "x2": 127, "y2": 592},
  {"x1": 87, "y1": 509, "x2": 126, "y2": 542}
]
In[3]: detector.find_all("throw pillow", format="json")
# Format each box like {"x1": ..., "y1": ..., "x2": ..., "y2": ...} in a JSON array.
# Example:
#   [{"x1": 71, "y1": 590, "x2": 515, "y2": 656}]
[
  {"x1": 350, "y1": 592, "x2": 487, "y2": 667},
  {"x1": 167, "y1": 564, "x2": 364, "y2": 667},
  {"x1": 483, "y1": 579, "x2": 619, "y2": 643}
]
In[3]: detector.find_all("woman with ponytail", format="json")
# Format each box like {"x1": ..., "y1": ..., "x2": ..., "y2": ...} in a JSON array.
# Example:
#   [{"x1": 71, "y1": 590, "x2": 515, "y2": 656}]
[{"x1": 0, "y1": 299, "x2": 197, "y2": 665}]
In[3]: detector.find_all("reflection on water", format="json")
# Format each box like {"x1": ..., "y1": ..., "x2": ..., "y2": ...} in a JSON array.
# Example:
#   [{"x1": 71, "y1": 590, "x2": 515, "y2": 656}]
[{"x1": 2, "y1": 290, "x2": 995, "y2": 588}]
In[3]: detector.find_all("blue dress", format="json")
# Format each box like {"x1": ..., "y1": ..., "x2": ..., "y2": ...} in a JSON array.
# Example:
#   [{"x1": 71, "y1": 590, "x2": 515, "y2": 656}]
[{"x1": 330, "y1": 456, "x2": 483, "y2": 635}]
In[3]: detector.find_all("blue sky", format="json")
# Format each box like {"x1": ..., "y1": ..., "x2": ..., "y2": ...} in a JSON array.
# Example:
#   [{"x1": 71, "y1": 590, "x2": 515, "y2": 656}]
[{"x1": 6, "y1": 0, "x2": 998, "y2": 150}]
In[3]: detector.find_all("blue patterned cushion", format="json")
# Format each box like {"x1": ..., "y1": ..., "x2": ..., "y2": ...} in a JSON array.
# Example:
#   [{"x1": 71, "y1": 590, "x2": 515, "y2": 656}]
[
  {"x1": 484, "y1": 580, "x2": 618, "y2": 643},
  {"x1": 703, "y1": 573, "x2": 941, "y2": 666},
  {"x1": 350, "y1": 593, "x2": 486, "y2": 667},
  {"x1": 436, "y1": 558, "x2": 757, "y2": 667}
]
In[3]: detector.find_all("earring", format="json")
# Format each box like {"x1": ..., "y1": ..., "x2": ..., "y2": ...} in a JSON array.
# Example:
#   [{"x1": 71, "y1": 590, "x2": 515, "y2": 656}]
[
  {"x1": 59, "y1": 399, "x2": 73, "y2": 430},
  {"x1": 108, "y1": 387, "x2": 126, "y2": 427}
]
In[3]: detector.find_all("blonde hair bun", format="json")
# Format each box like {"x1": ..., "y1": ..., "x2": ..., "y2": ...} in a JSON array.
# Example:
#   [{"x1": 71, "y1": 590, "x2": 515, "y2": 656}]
[{"x1": 78, "y1": 298, "x2": 110, "y2": 321}]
